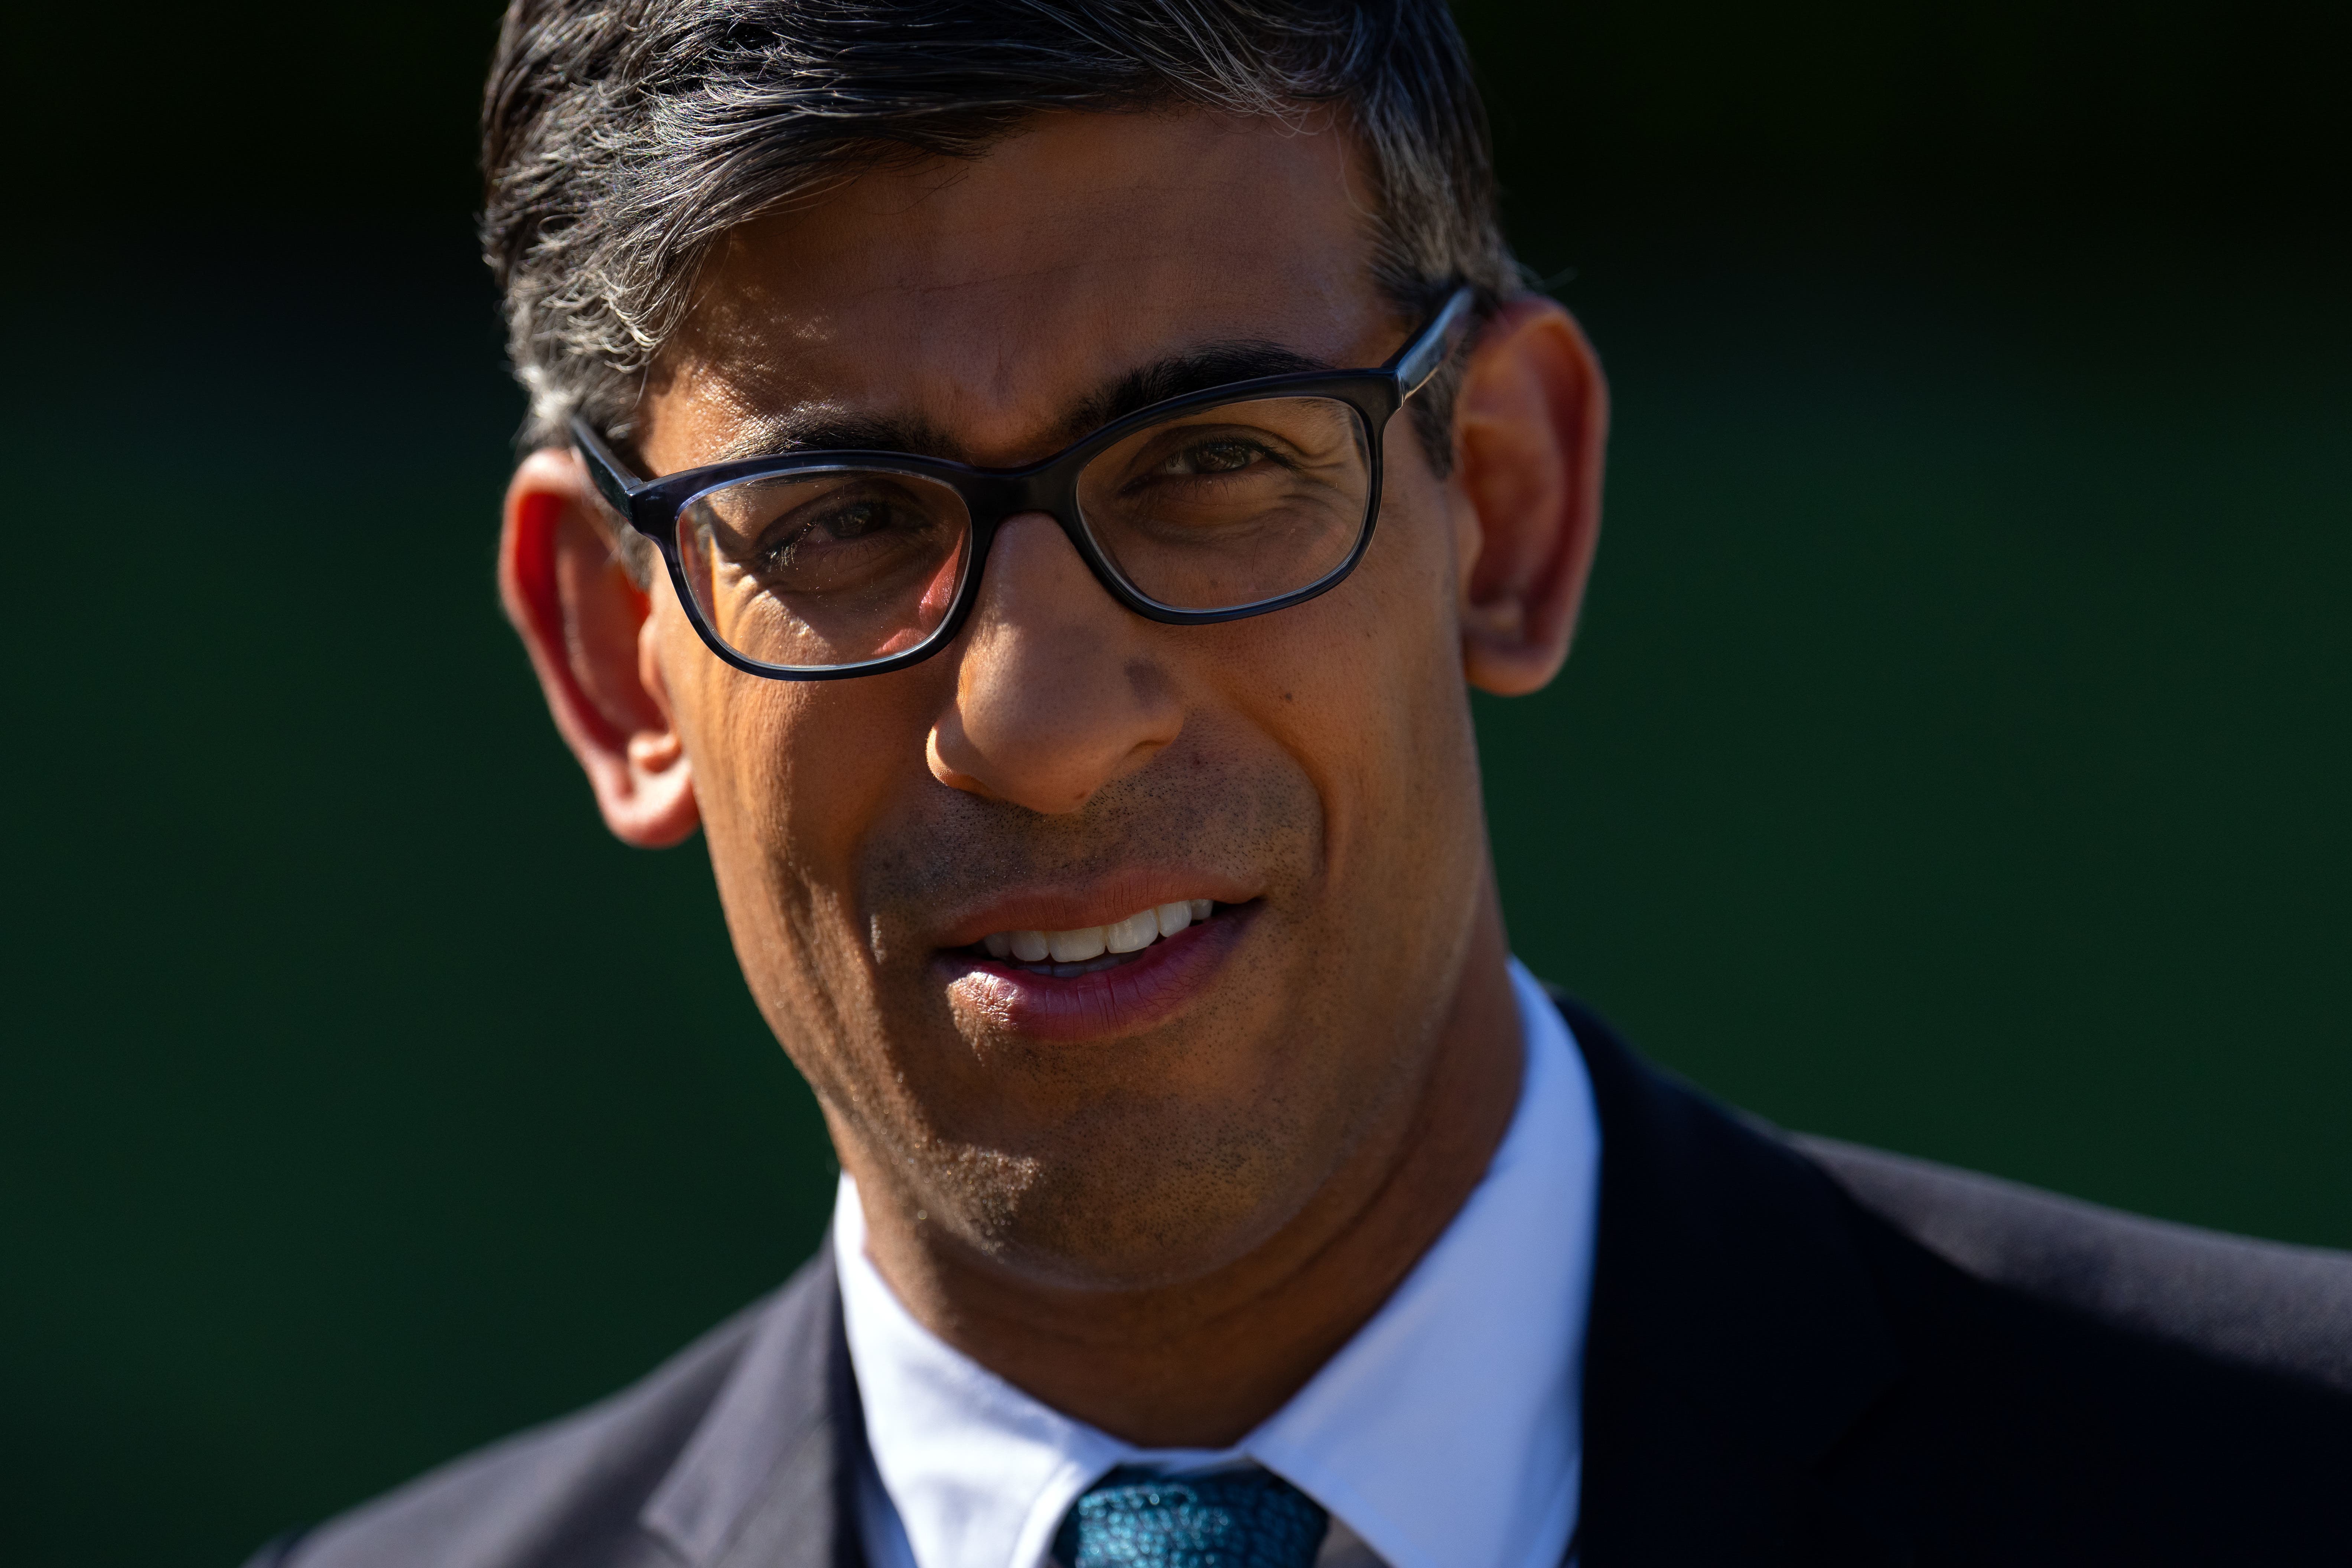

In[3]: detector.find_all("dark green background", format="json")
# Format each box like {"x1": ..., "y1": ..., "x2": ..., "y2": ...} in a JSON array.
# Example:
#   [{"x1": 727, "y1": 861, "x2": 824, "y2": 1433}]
[{"x1": 4, "y1": 2, "x2": 2346, "y2": 1562}]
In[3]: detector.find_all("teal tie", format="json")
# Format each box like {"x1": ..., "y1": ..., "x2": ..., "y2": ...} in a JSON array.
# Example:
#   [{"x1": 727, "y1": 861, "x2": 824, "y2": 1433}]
[{"x1": 1054, "y1": 1466, "x2": 1329, "y2": 1568}]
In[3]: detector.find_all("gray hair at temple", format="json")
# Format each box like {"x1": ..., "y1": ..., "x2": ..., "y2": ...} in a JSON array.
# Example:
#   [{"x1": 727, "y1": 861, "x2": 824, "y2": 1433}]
[{"x1": 480, "y1": 0, "x2": 1520, "y2": 461}]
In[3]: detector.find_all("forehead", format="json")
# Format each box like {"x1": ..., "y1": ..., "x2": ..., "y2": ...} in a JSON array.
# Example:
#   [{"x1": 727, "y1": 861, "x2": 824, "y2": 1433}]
[{"x1": 645, "y1": 109, "x2": 1394, "y2": 469}]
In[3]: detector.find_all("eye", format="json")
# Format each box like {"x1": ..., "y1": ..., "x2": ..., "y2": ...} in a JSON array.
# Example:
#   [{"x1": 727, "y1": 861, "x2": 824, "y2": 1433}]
[
  {"x1": 815, "y1": 500, "x2": 891, "y2": 540},
  {"x1": 764, "y1": 495, "x2": 919, "y2": 566},
  {"x1": 1157, "y1": 437, "x2": 1265, "y2": 477}
]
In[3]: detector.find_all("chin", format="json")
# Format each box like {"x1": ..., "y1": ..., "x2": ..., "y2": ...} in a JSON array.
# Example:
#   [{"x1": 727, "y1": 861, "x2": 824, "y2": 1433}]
[{"x1": 930, "y1": 1116, "x2": 1334, "y2": 1294}]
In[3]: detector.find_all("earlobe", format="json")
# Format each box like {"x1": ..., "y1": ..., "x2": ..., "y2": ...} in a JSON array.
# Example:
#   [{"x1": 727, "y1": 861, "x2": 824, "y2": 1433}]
[
  {"x1": 499, "y1": 449, "x2": 701, "y2": 847},
  {"x1": 1450, "y1": 297, "x2": 1609, "y2": 697}
]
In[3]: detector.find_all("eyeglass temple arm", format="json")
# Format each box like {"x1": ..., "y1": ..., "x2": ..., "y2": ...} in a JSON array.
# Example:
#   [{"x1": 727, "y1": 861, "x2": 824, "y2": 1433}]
[
  {"x1": 570, "y1": 416, "x2": 649, "y2": 527},
  {"x1": 1392, "y1": 286, "x2": 1479, "y2": 402}
]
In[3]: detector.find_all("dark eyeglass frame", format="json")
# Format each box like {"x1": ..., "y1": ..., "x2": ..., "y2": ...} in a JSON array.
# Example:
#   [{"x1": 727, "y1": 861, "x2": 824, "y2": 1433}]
[{"x1": 572, "y1": 284, "x2": 1478, "y2": 681}]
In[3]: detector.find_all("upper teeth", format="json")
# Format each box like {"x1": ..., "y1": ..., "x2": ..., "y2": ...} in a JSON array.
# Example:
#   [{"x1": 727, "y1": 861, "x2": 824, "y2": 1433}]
[{"x1": 983, "y1": 899, "x2": 1213, "y2": 965}]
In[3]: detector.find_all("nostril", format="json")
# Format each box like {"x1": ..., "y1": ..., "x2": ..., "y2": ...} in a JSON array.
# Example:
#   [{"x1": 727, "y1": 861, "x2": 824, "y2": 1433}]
[
  {"x1": 927, "y1": 684, "x2": 1180, "y2": 816},
  {"x1": 923, "y1": 516, "x2": 1186, "y2": 814}
]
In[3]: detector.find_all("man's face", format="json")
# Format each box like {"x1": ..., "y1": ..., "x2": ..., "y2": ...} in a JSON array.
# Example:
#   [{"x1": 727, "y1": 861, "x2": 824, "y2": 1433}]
[{"x1": 635, "y1": 111, "x2": 1498, "y2": 1291}]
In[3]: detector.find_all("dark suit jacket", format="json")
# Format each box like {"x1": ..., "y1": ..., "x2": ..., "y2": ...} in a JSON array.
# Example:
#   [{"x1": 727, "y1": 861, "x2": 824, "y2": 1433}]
[{"x1": 256, "y1": 995, "x2": 2352, "y2": 1566}]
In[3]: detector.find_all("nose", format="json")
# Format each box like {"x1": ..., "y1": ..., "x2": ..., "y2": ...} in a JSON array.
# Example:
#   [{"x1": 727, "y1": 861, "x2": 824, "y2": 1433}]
[{"x1": 928, "y1": 513, "x2": 1184, "y2": 814}]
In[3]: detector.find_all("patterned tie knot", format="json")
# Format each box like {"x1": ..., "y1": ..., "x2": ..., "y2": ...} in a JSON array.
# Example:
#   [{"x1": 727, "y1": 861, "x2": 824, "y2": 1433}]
[{"x1": 1055, "y1": 1465, "x2": 1329, "y2": 1568}]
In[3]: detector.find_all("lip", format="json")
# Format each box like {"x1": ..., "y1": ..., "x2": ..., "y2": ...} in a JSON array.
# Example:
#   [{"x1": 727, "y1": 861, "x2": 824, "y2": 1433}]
[
  {"x1": 937, "y1": 901, "x2": 1251, "y2": 1043},
  {"x1": 933, "y1": 870, "x2": 1261, "y2": 952}
]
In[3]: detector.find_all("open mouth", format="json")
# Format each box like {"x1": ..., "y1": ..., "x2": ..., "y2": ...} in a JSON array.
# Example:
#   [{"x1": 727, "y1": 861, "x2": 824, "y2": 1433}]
[{"x1": 968, "y1": 899, "x2": 1227, "y2": 978}]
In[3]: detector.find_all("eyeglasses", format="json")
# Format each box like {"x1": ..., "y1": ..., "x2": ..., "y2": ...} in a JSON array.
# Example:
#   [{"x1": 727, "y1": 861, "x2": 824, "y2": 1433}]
[{"x1": 572, "y1": 286, "x2": 1477, "y2": 681}]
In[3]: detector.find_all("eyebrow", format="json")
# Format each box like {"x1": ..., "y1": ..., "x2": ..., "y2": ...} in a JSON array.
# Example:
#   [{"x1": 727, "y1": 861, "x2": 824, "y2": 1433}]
[
  {"x1": 703, "y1": 340, "x2": 1334, "y2": 468},
  {"x1": 1069, "y1": 341, "x2": 1330, "y2": 437}
]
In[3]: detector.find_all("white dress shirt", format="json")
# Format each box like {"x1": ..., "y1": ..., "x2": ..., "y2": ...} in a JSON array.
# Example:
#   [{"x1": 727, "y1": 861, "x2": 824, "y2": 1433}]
[{"x1": 834, "y1": 958, "x2": 1601, "y2": 1568}]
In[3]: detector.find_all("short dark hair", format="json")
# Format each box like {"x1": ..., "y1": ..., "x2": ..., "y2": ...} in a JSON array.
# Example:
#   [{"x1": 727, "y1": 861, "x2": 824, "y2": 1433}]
[{"x1": 481, "y1": 0, "x2": 1518, "y2": 458}]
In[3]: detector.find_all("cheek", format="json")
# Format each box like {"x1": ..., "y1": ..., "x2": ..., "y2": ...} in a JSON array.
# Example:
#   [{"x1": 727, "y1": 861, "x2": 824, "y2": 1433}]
[
  {"x1": 661, "y1": 609, "x2": 919, "y2": 959},
  {"x1": 1266, "y1": 482, "x2": 1470, "y2": 789},
  {"x1": 672, "y1": 653, "x2": 952, "y2": 1115},
  {"x1": 1197, "y1": 478, "x2": 1480, "y2": 936}
]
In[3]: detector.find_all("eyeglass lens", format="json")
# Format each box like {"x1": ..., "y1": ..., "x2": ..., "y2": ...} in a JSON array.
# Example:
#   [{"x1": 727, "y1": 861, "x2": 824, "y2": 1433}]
[{"x1": 671, "y1": 394, "x2": 1374, "y2": 672}]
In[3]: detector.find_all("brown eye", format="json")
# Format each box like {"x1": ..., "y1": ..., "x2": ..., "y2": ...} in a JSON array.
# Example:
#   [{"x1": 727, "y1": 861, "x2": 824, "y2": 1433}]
[
  {"x1": 820, "y1": 501, "x2": 890, "y2": 539},
  {"x1": 1162, "y1": 439, "x2": 1261, "y2": 476},
  {"x1": 756, "y1": 492, "x2": 933, "y2": 573}
]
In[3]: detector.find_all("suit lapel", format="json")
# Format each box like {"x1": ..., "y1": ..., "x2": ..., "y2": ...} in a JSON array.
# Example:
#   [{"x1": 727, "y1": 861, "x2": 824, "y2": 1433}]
[
  {"x1": 1555, "y1": 992, "x2": 1907, "y2": 1564},
  {"x1": 641, "y1": 1248, "x2": 867, "y2": 1568}
]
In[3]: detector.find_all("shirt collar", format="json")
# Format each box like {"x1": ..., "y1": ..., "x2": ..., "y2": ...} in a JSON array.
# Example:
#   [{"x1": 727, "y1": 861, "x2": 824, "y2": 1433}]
[{"x1": 837, "y1": 958, "x2": 1602, "y2": 1568}]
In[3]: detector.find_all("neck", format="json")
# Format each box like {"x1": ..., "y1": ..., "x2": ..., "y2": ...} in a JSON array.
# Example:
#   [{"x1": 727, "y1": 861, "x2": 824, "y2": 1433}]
[{"x1": 848, "y1": 892, "x2": 1525, "y2": 1448}]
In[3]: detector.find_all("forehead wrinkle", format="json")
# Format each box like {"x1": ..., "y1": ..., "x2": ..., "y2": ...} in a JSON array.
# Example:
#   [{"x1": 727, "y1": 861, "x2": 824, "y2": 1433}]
[{"x1": 898, "y1": 252, "x2": 1125, "y2": 299}]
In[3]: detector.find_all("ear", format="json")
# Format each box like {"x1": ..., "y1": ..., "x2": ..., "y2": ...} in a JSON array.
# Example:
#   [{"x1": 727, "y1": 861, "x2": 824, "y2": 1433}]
[
  {"x1": 498, "y1": 448, "x2": 701, "y2": 847},
  {"x1": 1449, "y1": 296, "x2": 1609, "y2": 696}
]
